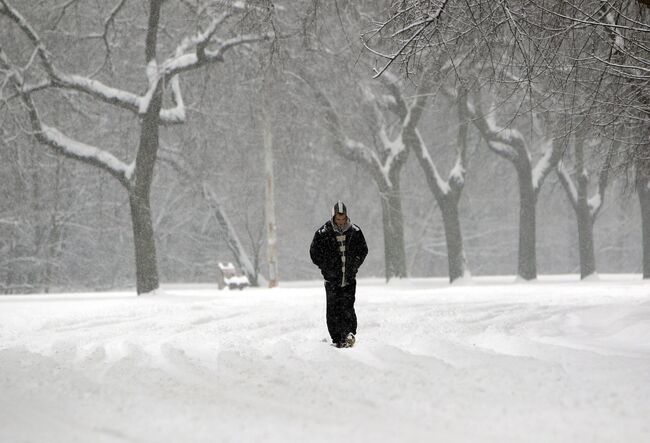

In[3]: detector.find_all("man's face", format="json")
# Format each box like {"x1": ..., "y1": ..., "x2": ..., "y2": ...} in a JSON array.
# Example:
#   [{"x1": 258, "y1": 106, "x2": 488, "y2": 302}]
[{"x1": 334, "y1": 213, "x2": 347, "y2": 229}]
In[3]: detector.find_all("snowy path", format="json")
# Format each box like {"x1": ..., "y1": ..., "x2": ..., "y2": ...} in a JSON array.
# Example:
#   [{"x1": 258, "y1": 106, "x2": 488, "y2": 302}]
[{"x1": 1, "y1": 276, "x2": 649, "y2": 442}]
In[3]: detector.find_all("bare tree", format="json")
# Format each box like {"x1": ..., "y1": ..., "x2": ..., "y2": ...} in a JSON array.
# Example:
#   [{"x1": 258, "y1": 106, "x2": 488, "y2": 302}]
[
  {"x1": 295, "y1": 69, "x2": 415, "y2": 280},
  {"x1": 403, "y1": 75, "x2": 472, "y2": 282},
  {"x1": 0, "y1": 0, "x2": 272, "y2": 294},
  {"x1": 549, "y1": 1, "x2": 650, "y2": 277},
  {"x1": 460, "y1": 91, "x2": 563, "y2": 280},
  {"x1": 556, "y1": 122, "x2": 618, "y2": 279},
  {"x1": 367, "y1": 0, "x2": 650, "y2": 279},
  {"x1": 362, "y1": 0, "x2": 451, "y2": 78}
]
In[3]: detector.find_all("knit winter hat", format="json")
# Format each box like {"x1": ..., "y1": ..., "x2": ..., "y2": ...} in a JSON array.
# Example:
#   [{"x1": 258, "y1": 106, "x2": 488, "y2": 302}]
[{"x1": 332, "y1": 200, "x2": 347, "y2": 216}]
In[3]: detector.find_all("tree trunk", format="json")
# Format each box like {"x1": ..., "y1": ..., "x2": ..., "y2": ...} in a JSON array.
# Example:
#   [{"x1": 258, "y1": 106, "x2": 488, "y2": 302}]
[
  {"x1": 575, "y1": 162, "x2": 596, "y2": 279},
  {"x1": 557, "y1": 129, "x2": 614, "y2": 280},
  {"x1": 131, "y1": 82, "x2": 163, "y2": 295},
  {"x1": 129, "y1": 190, "x2": 159, "y2": 294},
  {"x1": 576, "y1": 207, "x2": 596, "y2": 279},
  {"x1": 440, "y1": 196, "x2": 468, "y2": 282},
  {"x1": 262, "y1": 82, "x2": 278, "y2": 288},
  {"x1": 516, "y1": 163, "x2": 537, "y2": 280},
  {"x1": 406, "y1": 94, "x2": 470, "y2": 283},
  {"x1": 638, "y1": 178, "x2": 650, "y2": 279},
  {"x1": 379, "y1": 182, "x2": 407, "y2": 280},
  {"x1": 459, "y1": 93, "x2": 539, "y2": 281}
]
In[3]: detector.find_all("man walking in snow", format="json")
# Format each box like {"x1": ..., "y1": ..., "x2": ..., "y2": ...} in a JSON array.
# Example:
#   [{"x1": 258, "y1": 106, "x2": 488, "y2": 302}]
[{"x1": 310, "y1": 201, "x2": 368, "y2": 348}]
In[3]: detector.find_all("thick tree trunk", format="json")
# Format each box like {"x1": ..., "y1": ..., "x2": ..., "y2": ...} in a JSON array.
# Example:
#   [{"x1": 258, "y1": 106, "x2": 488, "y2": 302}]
[
  {"x1": 638, "y1": 178, "x2": 650, "y2": 279},
  {"x1": 460, "y1": 93, "x2": 540, "y2": 281},
  {"x1": 574, "y1": 129, "x2": 598, "y2": 279},
  {"x1": 440, "y1": 197, "x2": 468, "y2": 282},
  {"x1": 129, "y1": 190, "x2": 159, "y2": 294},
  {"x1": 576, "y1": 208, "x2": 596, "y2": 279},
  {"x1": 131, "y1": 82, "x2": 163, "y2": 295},
  {"x1": 407, "y1": 93, "x2": 470, "y2": 283},
  {"x1": 379, "y1": 182, "x2": 407, "y2": 280},
  {"x1": 4, "y1": 240, "x2": 17, "y2": 294},
  {"x1": 516, "y1": 163, "x2": 537, "y2": 280},
  {"x1": 557, "y1": 129, "x2": 614, "y2": 280},
  {"x1": 576, "y1": 169, "x2": 597, "y2": 279}
]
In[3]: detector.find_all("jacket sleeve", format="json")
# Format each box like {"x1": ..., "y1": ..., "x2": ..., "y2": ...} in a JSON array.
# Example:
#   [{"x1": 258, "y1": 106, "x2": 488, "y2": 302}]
[
  {"x1": 351, "y1": 229, "x2": 368, "y2": 272},
  {"x1": 310, "y1": 231, "x2": 323, "y2": 269}
]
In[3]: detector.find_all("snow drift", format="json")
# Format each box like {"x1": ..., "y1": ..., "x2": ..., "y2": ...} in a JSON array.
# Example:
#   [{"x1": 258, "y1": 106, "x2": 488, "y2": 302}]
[{"x1": 1, "y1": 275, "x2": 649, "y2": 442}]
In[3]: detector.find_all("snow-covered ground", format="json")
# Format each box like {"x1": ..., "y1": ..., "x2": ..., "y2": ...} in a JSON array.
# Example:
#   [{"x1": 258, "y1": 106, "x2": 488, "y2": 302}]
[{"x1": 1, "y1": 275, "x2": 649, "y2": 443}]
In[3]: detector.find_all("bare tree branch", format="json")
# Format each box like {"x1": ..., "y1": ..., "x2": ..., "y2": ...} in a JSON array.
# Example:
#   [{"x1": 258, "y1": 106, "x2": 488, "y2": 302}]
[
  {"x1": 0, "y1": 48, "x2": 132, "y2": 187},
  {"x1": 1, "y1": 0, "x2": 272, "y2": 125}
]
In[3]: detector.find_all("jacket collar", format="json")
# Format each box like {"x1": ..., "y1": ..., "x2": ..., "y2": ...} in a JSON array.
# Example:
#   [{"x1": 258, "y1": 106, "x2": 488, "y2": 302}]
[{"x1": 331, "y1": 218, "x2": 352, "y2": 233}]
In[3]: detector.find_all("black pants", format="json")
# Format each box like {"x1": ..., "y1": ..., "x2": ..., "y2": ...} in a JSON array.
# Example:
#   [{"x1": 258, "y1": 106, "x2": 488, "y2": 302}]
[{"x1": 325, "y1": 280, "x2": 357, "y2": 344}]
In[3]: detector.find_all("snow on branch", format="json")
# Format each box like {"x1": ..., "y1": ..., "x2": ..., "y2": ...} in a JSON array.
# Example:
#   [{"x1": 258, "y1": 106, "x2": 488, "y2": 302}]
[
  {"x1": 412, "y1": 128, "x2": 450, "y2": 197},
  {"x1": 359, "y1": 81, "x2": 407, "y2": 167},
  {"x1": 587, "y1": 193, "x2": 602, "y2": 216},
  {"x1": 343, "y1": 137, "x2": 382, "y2": 170},
  {"x1": 2, "y1": 0, "x2": 270, "y2": 124},
  {"x1": 359, "y1": 83, "x2": 385, "y2": 126},
  {"x1": 182, "y1": 0, "x2": 270, "y2": 53},
  {"x1": 376, "y1": 71, "x2": 408, "y2": 119},
  {"x1": 590, "y1": 138, "x2": 617, "y2": 218},
  {"x1": 19, "y1": 79, "x2": 51, "y2": 95},
  {"x1": 159, "y1": 32, "x2": 273, "y2": 78},
  {"x1": 448, "y1": 159, "x2": 465, "y2": 188},
  {"x1": 400, "y1": 71, "x2": 458, "y2": 199},
  {"x1": 402, "y1": 70, "x2": 435, "y2": 134},
  {"x1": 483, "y1": 110, "x2": 527, "y2": 161},
  {"x1": 288, "y1": 70, "x2": 385, "y2": 183},
  {"x1": 38, "y1": 125, "x2": 134, "y2": 185},
  {"x1": 178, "y1": 10, "x2": 231, "y2": 59},
  {"x1": 160, "y1": 75, "x2": 186, "y2": 123},
  {"x1": 532, "y1": 138, "x2": 563, "y2": 192},
  {"x1": 488, "y1": 139, "x2": 520, "y2": 162},
  {"x1": 2, "y1": 48, "x2": 133, "y2": 186},
  {"x1": 462, "y1": 98, "x2": 525, "y2": 163},
  {"x1": 204, "y1": 33, "x2": 274, "y2": 63},
  {"x1": 451, "y1": 87, "x2": 470, "y2": 191},
  {"x1": 556, "y1": 135, "x2": 612, "y2": 220},
  {"x1": 378, "y1": 121, "x2": 406, "y2": 164},
  {"x1": 61, "y1": 73, "x2": 141, "y2": 112},
  {"x1": 0, "y1": 1, "x2": 147, "y2": 116},
  {"x1": 556, "y1": 161, "x2": 578, "y2": 211},
  {"x1": 0, "y1": 42, "x2": 130, "y2": 188}
]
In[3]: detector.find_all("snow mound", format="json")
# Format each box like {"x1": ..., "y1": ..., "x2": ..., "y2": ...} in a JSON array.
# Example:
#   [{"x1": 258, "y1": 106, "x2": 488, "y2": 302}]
[{"x1": 1, "y1": 276, "x2": 649, "y2": 442}]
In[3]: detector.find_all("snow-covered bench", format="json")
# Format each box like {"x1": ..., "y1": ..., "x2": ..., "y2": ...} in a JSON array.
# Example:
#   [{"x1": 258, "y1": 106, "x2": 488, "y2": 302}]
[{"x1": 217, "y1": 262, "x2": 250, "y2": 290}]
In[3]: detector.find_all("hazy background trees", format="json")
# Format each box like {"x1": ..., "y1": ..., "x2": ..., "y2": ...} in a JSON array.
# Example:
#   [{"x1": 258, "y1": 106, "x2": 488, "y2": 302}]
[
  {"x1": 1, "y1": 0, "x2": 646, "y2": 294},
  {"x1": 365, "y1": 0, "x2": 649, "y2": 279}
]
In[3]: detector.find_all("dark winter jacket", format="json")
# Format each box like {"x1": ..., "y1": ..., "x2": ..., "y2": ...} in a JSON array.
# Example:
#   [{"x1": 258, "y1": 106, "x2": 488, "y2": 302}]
[{"x1": 310, "y1": 219, "x2": 368, "y2": 287}]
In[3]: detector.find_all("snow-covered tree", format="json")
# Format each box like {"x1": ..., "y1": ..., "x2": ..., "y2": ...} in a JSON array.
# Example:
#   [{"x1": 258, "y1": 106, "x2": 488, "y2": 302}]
[
  {"x1": 460, "y1": 93, "x2": 563, "y2": 280},
  {"x1": 400, "y1": 72, "x2": 471, "y2": 282},
  {"x1": 0, "y1": 0, "x2": 272, "y2": 294},
  {"x1": 368, "y1": 0, "x2": 650, "y2": 278},
  {"x1": 298, "y1": 69, "x2": 412, "y2": 280},
  {"x1": 556, "y1": 123, "x2": 617, "y2": 280}
]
